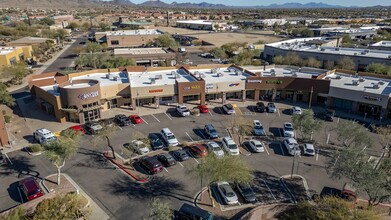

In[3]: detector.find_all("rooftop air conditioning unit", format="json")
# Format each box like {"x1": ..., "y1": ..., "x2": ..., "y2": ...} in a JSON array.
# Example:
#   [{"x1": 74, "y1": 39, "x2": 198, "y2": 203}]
[
  {"x1": 113, "y1": 76, "x2": 119, "y2": 81},
  {"x1": 359, "y1": 78, "x2": 365, "y2": 82},
  {"x1": 171, "y1": 71, "x2": 176, "y2": 75},
  {"x1": 199, "y1": 73, "x2": 206, "y2": 78},
  {"x1": 364, "y1": 49, "x2": 369, "y2": 53},
  {"x1": 354, "y1": 53, "x2": 358, "y2": 56},
  {"x1": 155, "y1": 75, "x2": 162, "y2": 80},
  {"x1": 361, "y1": 51, "x2": 366, "y2": 55},
  {"x1": 379, "y1": 80, "x2": 385, "y2": 85},
  {"x1": 335, "y1": 48, "x2": 340, "y2": 51},
  {"x1": 335, "y1": 75, "x2": 342, "y2": 79},
  {"x1": 321, "y1": 48, "x2": 325, "y2": 51},
  {"x1": 388, "y1": 55, "x2": 391, "y2": 59},
  {"x1": 175, "y1": 73, "x2": 181, "y2": 79},
  {"x1": 352, "y1": 80, "x2": 359, "y2": 86},
  {"x1": 194, "y1": 71, "x2": 200, "y2": 75},
  {"x1": 271, "y1": 72, "x2": 276, "y2": 76},
  {"x1": 217, "y1": 73, "x2": 224, "y2": 77},
  {"x1": 373, "y1": 84, "x2": 380, "y2": 89},
  {"x1": 150, "y1": 78, "x2": 156, "y2": 84}
]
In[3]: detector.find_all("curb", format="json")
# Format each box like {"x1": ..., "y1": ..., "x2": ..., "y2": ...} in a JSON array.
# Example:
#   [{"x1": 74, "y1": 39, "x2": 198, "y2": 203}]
[
  {"x1": 24, "y1": 147, "x2": 43, "y2": 156},
  {"x1": 103, "y1": 153, "x2": 150, "y2": 183},
  {"x1": 281, "y1": 174, "x2": 311, "y2": 200},
  {"x1": 193, "y1": 186, "x2": 209, "y2": 208}
]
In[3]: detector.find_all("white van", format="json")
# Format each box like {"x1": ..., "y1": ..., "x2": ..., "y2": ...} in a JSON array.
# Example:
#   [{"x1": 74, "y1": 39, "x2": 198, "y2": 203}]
[
  {"x1": 33, "y1": 128, "x2": 57, "y2": 145},
  {"x1": 161, "y1": 128, "x2": 179, "y2": 146}
]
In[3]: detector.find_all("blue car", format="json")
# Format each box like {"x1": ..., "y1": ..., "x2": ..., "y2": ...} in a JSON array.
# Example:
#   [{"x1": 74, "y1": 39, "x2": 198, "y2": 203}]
[{"x1": 204, "y1": 124, "x2": 219, "y2": 139}]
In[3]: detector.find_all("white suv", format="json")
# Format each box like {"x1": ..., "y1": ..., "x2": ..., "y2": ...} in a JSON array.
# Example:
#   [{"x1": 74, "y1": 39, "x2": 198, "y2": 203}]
[
  {"x1": 222, "y1": 137, "x2": 239, "y2": 155},
  {"x1": 161, "y1": 128, "x2": 179, "y2": 146},
  {"x1": 176, "y1": 105, "x2": 190, "y2": 117},
  {"x1": 283, "y1": 138, "x2": 301, "y2": 156},
  {"x1": 283, "y1": 122, "x2": 295, "y2": 138}
]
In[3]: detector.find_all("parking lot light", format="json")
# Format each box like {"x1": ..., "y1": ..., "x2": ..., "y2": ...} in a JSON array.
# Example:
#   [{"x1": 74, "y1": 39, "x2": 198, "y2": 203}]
[{"x1": 291, "y1": 154, "x2": 296, "y2": 179}]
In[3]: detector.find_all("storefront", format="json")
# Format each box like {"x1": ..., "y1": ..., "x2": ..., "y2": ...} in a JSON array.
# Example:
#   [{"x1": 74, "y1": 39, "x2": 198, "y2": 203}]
[
  {"x1": 131, "y1": 85, "x2": 177, "y2": 108},
  {"x1": 177, "y1": 80, "x2": 205, "y2": 105}
]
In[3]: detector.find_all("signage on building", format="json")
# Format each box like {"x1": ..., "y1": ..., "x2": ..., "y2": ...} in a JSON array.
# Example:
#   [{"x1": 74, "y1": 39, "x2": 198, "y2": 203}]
[
  {"x1": 183, "y1": 85, "x2": 200, "y2": 90},
  {"x1": 78, "y1": 91, "x2": 99, "y2": 100},
  {"x1": 149, "y1": 89, "x2": 163, "y2": 93},
  {"x1": 206, "y1": 83, "x2": 214, "y2": 89},
  {"x1": 266, "y1": 80, "x2": 283, "y2": 84},
  {"x1": 361, "y1": 95, "x2": 382, "y2": 101},
  {"x1": 229, "y1": 83, "x2": 240, "y2": 87},
  {"x1": 247, "y1": 79, "x2": 262, "y2": 83}
]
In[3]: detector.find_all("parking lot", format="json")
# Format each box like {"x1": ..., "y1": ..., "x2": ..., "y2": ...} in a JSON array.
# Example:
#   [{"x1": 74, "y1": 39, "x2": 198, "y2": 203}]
[{"x1": 0, "y1": 101, "x2": 383, "y2": 218}]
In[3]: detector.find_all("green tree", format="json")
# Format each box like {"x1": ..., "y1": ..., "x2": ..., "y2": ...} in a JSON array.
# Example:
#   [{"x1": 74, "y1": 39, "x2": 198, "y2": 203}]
[
  {"x1": 40, "y1": 17, "x2": 55, "y2": 26},
  {"x1": 210, "y1": 47, "x2": 227, "y2": 59},
  {"x1": 2, "y1": 207, "x2": 26, "y2": 220},
  {"x1": 305, "y1": 57, "x2": 321, "y2": 68},
  {"x1": 67, "y1": 22, "x2": 79, "y2": 30},
  {"x1": 334, "y1": 121, "x2": 371, "y2": 148},
  {"x1": 43, "y1": 132, "x2": 79, "y2": 185},
  {"x1": 284, "y1": 52, "x2": 302, "y2": 66},
  {"x1": 337, "y1": 57, "x2": 355, "y2": 70},
  {"x1": 273, "y1": 55, "x2": 285, "y2": 65},
  {"x1": 33, "y1": 193, "x2": 90, "y2": 219},
  {"x1": 153, "y1": 33, "x2": 178, "y2": 48},
  {"x1": 1, "y1": 62, "x2": 29, "y2": 81},
  {"x1": 327, "y1": 147, "x2": 391, "y2": 206},
  {"x1": 366, "y1": 63, "x2": 391, "y2": 75},
  {"x1": 373, "y1": 125, "x2": 391, "y2": 157},
  {"x1": 292, "y1": 110, "x2": 323, "y2": 140},
  {"x1": 283, "y1": 196, "x2": 380, "y2": 220},
  {"x1": 0, "y1": 83, "x2": 15, "y2": 106},
  {"x1": 148, "y1": 198, "x2": 172, "y2": 220},
  {"x1": 85, "y1": 42, "x2": 103, "y2": 53}
]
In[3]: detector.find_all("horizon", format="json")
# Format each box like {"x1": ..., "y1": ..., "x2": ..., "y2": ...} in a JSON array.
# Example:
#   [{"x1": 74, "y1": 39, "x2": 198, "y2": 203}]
[{"x1": 105, "y1": 0, "x2": 391, "y2": 7}]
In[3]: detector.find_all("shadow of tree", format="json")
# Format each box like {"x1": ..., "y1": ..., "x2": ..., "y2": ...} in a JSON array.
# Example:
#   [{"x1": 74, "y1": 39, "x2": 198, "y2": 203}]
[{"x1": 106, "y1": 175, "x2": 193, "y2": 203}]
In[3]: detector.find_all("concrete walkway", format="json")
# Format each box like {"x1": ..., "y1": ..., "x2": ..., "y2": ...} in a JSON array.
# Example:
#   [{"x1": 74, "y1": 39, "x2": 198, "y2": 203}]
[{"x1": 7, "y1": 40, "x2": 76, "y2": 93}]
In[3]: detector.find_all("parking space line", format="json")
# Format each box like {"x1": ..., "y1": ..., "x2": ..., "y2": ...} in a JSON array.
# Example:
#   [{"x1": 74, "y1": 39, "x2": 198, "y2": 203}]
[
  {"x1": 140, "y1": 117, "x2": 148, "y2": 124},
  {"x1": 164, "y1": 112, "x2": 172, "y2": 120},
  {"x1": 266, "y1": 112, "x2": 268, "y2": 116},
  {"x1": 185, "y1": 132, "x2": 194, "y2": 142},
  {"x1": 152, "y1": 114, "x2": 161, "y2": 122},
  {"x1": 197, "y1": 130, "x2": 207, "y2": 140},
  {"x1": 279, "y1": 143, "x2": 285, "y2": 156},
  {"x1": 264, "y1": 145, "x2": 270, "y2": 155},
  {"x1": 178, "y1": 161, "x2": 184, "y2": 167},
  {"x1": 316, "y1": 149, "x2": 319, "y2": 161},
  {"x1": 118, "y1": 126, "x2": 123, "y2": 130},
  {"x1": 263, "y1": 179, "x2": 277, "y2": 202},
  {"x1": 232, "y1": 104, "x2": 243, "y2": 116},
  {"x1": 209, "y1": 111, "x2": 213, "y2": 117},
  {"x1": 251, "y1": 106, "x2": 257, "y2": 115},
  {"x1": 277, "y1": 109, "x2": 281, "y2": 116},
  {"x1": 164, "y1": 167, "x2": 168, "y2": 173},
  {"x1": 278, "y1": 129, "x2": 283, "y2": 137},
  {"x1": 4, "y1": 153, "x2": 13, "y2": 165},
  {"x1": 17, "y1": 187, "x2": 24, "y2": 204}
]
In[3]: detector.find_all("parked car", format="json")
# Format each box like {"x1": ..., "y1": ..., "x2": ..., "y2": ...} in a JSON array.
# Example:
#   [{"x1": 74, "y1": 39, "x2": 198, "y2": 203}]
[
  {"x1": 0, "y1": 152, "x2": 6, "y2": 166},
  {"x1": 253, "y1": 120, "x2": 266, "y2": 136},
  {"x1": 157, "y1": 153, "x2": 177, "y2": 167},
  {"x1": 190, "y1": 144, "x2": 208, "y2": 158},
  {"x1": 175, "y1": 203, "x2": 214, "y2": 220},
  {"x1": 283, "y1": 138, "x2": 301, "y2": 156},
  {"x1": 114, "y1": 114, "x2": 131, "y2": 126},
  {"x1": 222, "y1": 104, "x2": 235, "y2": 115},
  {"x1": 19, "y1": 177, "x2": 44, "y2": 201},
  {"x1": 198, "y1": 104, "x2": 209, "y2": 113},
  {"x1": 216, "y1": 181, "x2": 239, "y2": 205},
  {"x1": 67, "y1": 125, "x2": 85, "y2": 135},
  {"x1": 319, "y1": 109, "x2": 335, "y2": 121},
  {"x1": 206, "y1": 141, "x2": 224, "y2": 158},
  {"x1": 139, "y1": 156, "x2": 163, "y2": 174},
  {"x1": 222, "y1": 137, "x2": 239, "y2": 155},
  {"x1": 292, "y1": 106, "x2": 302, "y2": 115},
  {"x1": 303, "y1": 143, "x2": 315, "y2": 156},
  {"x1": 176, "y1": 105, "x2": 190, "y2": 117},
  {"x1": 130, "y1": 115, "x2": 143, "y2": 124},
  {"x1": 149, "y1": 133, "x2": 164, "y2": 150},
  {"x1": 341, "y1": 183, "x2": 357, "y2": 202},
  {"x1": 98, "y1": 118, "x2": 115, "y2": 127},
  {"x1": 172, "y1": 149, "x2": 189, "y2": 161},
  {"x1": 33, "y1": 128, "x2": 57, "y2": 144},
  {"x1": 267, "y1": 103, "x2": 277, "y2": 113},
  {"x1": 204, "y1": 124, "x2": 219, "y2": 139},
  {"x1": 256, "y1": 102, "x2": 266, "y2": 112},
  {"x1": 248, "y1": 140, "x2": 265, "y2": 153},
  {"x1": 235, "y1": 182, "x2": 257, "y2": 203},
  {"x1": 283, "y1": 122, "x2": 295, "y2": 138},
  {"x1": 129, "y1": 140, "x2": 150, "y2": 155},
  {"x1": 161, "y1": 128, "x2": 179, "y2": 146},
  {"x1": 85, "y1": 122, "x2": 103, "y2": 135}
]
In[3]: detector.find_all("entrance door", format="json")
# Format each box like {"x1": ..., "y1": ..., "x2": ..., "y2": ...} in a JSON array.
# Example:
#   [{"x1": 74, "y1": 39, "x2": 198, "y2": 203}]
[
  {"x1": 107, "y1": 99, "x2": 118, "y2": 109},
  {"x1": 83, "y1": 109, "x2": 100, "y2": 122}
]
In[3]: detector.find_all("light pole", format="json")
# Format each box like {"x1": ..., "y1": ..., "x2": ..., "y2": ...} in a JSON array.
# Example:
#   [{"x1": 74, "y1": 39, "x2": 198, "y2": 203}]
[
  {"x1": 308, "y1": 86, "x2": 314, "y2": 109},
  {"x1": 290, "y1": 153, "x2": 296, "y2": 179}
]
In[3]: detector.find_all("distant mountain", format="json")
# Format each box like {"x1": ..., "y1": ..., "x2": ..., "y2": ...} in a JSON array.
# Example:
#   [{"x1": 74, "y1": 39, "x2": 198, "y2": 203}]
[
  {"x1": 171, "y1": 1, "x2": 227, "y2": 8},
  {"x1": 257, "y1": 2, "x2": 345, "y2": 8},
  {"x1": 139, "y1": 0, "x2": 170, "y2": 7},
  {"x1": 109, "y1": 0, "x2": 136, "y2": 5}
]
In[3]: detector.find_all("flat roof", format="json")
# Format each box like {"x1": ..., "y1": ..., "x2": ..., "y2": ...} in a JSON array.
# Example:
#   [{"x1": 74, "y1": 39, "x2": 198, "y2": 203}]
[
  {"x1": 189, "y1": 66, "x2": 250, "y2": 84},
  {"x1": 324, "y1": 73, "x2": 391, "y2": 96},
  {"x1": 119, "y1": 21, "x2": 152, "y2": 25},
  {"x1": 114, "y1": 48, "x2": 168, "y2": 55},
  {"x1": 176, "y1": 20, "x2": 213, "y2": 25},
  {"x1": 267, "y1": 37, "x2": 391, "y2": 59},
  {"x1": 129, "y1": 68, "x2": 197, "y2": 88},
  {"x1": 0, "y1": 47, "x2": 21, "y2": 55},
  {"x1": 371, "y1": 41, "x2": 391, "y2": 47},
  {"x1": 247, "y1": 67, "x2": 323, "y2": 79},
  {"x1": 96, "y1": 29, "x2": 162, "y2": 36},
  {"x1": 8, "y1": 36, "x2": 51, "y2": 44}
]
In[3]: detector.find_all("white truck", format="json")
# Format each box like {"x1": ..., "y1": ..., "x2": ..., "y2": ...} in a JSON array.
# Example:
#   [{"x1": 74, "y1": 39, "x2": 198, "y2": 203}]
[
  {"x1": 33, "y1": 128, "x2": 57, "y2": 145},
  {"x1": 176, "y1": 105, "x2": 190, "y2": 117}
]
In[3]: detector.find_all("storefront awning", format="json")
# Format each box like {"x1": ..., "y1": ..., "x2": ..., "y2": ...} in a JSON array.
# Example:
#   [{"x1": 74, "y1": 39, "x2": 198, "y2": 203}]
[
  {"x1": 104, "y1": 96, "x2": 122, "y2": 101},
  {"x1": 82, "y1": 105, "x2": 101, "y2": 112},
  {"x1": 317, "y1": 93, "x2": 329, "y2": 97},
  {"x1": 61, "y1": 108, "x2": 78, "y2": 113}
]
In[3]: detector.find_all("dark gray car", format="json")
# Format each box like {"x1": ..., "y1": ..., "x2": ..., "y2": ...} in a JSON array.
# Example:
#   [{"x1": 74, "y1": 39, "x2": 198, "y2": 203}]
[{"x1": 236, "y1": 182, "x2": 257, "y2": 203}]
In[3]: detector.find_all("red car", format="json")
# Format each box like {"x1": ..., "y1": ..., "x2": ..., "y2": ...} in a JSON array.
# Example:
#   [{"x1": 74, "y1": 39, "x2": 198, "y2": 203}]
[
  {"x1": 190, "y1": 144, "x2": 209, "y2": 158},
  {"x1": 68, "y1": 125, "x2": 85, "y2": 135},
  {"x1": 130, "y1": 115, "x2": 143, "y2": 124},
  {"x1": 198, "y1": 105, "x2": 209, "y2": 113},
  {"x1": 19, "y1": 177, "x2": 44, "y2": 201}
]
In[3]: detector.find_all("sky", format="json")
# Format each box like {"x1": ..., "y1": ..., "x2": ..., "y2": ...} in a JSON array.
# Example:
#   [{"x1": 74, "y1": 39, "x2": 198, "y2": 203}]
[{"x1": 125, "y1": 0, "x2": 391, "y2": 7}]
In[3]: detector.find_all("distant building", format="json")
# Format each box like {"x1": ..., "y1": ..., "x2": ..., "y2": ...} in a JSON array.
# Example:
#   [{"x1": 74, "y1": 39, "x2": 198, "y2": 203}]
[
  {"x1": 7, "y1": 37, "x2": 55, "y2": 47},
  {"x1": 176, "y1": 20, "x2": 225, "y2": 31},
  {"x1": 311, "y1": 27, "x2": 377, "y2": 39},
  {"x1": 0, "y1": 46, "x2": 34, "y2": 66},
  {"x1": 369, "y1": 41, "x2": 391, "y2": 51},
  {"x1": 255, "y1": 19, "x2": 287, "y2": 27},
  {"x1": 264, "y1": 37, "x2": 391, "y2": 70},
  {"x1": 113, "y1": 48, "x2": 176, "y2": 66},
  {"x1": 94, "y1": 29, "x2": 163, "y2": 48},
  {"x1": 113, "y1": 16, "x2": 153, "y2": 29}
]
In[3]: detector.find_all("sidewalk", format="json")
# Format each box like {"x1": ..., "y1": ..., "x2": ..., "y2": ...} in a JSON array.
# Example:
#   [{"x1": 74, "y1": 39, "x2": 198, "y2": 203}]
[{"x1": 7, "y1": 40, "x2": 76, "y2": 93}]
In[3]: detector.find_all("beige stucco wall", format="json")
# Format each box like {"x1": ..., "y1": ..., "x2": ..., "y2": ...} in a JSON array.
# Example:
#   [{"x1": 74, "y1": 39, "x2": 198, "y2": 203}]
[
  {"x1": 328, "y1": 87, "x2": 389, "y2": 108},
  {"x1": 131, "y1": 84, "x2": 176, "y2": 98},
  {"x1": 205, "y1": 80, "x2": 246, "y2": 93}
]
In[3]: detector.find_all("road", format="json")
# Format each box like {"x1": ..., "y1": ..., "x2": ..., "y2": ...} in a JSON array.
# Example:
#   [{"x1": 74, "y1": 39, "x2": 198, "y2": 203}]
[{"x1": 43, "y1": 37, "x2": 86, "y2": 73}]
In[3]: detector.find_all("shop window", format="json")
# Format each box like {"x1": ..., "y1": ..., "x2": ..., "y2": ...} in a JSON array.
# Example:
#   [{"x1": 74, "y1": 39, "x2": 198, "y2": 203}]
[
  {"x1": 111, "y1": 40, "x2": 119, "y2": 45},
  {"x1": 296, "y1": 94, "x2": 303, "y2": 101},
  {"x1": 9, "y1": 57, "x2": 16, "y2": 65},
  {"x1": 161, "y1": 97, "x2": 173, "y2": 102}
]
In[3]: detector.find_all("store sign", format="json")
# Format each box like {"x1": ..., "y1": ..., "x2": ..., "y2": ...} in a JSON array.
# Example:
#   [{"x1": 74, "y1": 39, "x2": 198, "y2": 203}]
[
  {"x1": 149, "y1": 89, "x2": 163, "y2": 93},
  {"x1": 183, "y1": 85, "x2": 200, "y2": 90},
  {"x1": 78, "y1": 91, "x2": 99, "y2": 100},
  {"x1": 206, "y1": 83, "x2": 214, "y2": 89},
  {"x1": 229, "y1": 83, "x2": 240, "y2": 87},
  {"x1": 266, "y1": 80, "x2": 283, "y2": 84},
  {"x1": 247, "y1": 79, "x2": 262, "y2": 83},
  {"x1": 361, "y1": 95, "x2": 382, "y2": 101}
]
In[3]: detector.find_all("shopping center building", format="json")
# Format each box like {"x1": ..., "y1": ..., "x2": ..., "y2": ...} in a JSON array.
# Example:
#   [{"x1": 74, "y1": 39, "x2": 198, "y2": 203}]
[{"x1": 28, "y1": 65, "x2": 391, "y2": 123}]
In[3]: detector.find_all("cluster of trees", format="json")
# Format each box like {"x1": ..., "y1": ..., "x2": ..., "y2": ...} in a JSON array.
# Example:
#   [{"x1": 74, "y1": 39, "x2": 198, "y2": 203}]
[
  {"x1": 209, "y1": 42, "x2": 261, "y2": 65},
  {"x1": 2, "y1": 193, "x2": 90, "y2": 220},
  {"x1": 366, "y1": 63, "x2": 391, "y2": 75},
  {"x1": 152, "y1": 34, "x2": 178, "y2": 49},
  {"x1": 291, "y1": 110, "x2": 323, "y2": 141},
  {"x1": 0, "y1": 21, "x2": 68, "y2": 41}
]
